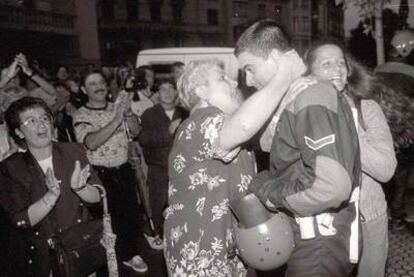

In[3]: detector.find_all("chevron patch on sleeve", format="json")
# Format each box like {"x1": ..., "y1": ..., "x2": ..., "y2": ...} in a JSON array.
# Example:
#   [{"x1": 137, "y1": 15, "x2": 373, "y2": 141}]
[{"x1": 304, "y1": 134, "x2": 335, "y2": 151}]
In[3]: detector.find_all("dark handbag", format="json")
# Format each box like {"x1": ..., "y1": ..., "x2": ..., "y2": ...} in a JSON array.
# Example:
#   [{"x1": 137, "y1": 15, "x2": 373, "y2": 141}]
[{"x1": 48, "y1": 220, "x2": 107, "y2": 277}]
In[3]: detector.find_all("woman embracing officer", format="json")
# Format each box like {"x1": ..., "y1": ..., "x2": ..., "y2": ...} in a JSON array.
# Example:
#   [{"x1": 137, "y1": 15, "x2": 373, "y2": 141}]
[
  {"x1": 163, "y1": 48, "x2": 306, "y2": 275},
  {"x1": 0, "y1": 97, "x2": 104, "y2": 277}
]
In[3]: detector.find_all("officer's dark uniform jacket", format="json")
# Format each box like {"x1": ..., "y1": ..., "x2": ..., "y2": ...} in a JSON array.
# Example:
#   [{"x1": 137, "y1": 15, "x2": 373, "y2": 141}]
[
  {"x1": 0, "y1": 142, "x2": 101, "y2": 277},
  {"x1": 253, "y1": 80, "x2": 361, "y2": 274}
]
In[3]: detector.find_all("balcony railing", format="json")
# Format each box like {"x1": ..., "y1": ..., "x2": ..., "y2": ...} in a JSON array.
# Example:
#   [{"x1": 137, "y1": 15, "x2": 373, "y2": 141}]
[
  {"x1": 0, "y1": 4, "x2": 75, "y2": 35},
  {"x1": 99, "y1": 19, "x2": 225, "y2": 34}
]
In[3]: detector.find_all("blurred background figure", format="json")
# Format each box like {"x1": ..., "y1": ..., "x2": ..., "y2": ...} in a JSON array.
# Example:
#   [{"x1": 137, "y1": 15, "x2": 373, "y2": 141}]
[
  {"x1": 138, "y1": 78, "x2": 188, "y2": 250},
  {"x1": 171, "y1": 61, "x2": 185, "y2": 85},
  {"x1": 108, "y1": 76, "x2": 121, "y2": 102},
  {"x1": 128, "y1": 67, "x2": 157, "y2": 117},
  {"x1": 375, "y1": 29, "x2": 414, "y2": 232},
  {"x1": 55, "y1": 65, "x2": 69, "y2": 83}
]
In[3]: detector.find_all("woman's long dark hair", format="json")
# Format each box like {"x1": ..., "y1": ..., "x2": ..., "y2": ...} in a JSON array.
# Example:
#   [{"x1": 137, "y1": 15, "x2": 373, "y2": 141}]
[
  {"x1": 304, "y1": 41, "x2": 374, "y2": 130},
  {"x1": 345, "y1": 55, "x2": 377, "y2": 131}
]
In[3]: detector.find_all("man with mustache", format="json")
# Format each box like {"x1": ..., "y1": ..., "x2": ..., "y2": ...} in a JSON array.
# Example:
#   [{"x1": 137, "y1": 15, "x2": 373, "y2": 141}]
[{"x1": 72, "y1": 71, "x2": 149, "y2": 273}]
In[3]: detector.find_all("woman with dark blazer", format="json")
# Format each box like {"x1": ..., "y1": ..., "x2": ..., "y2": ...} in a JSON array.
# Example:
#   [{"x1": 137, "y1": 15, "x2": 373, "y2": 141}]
[{"x1": 0, "y1": 97, "x2": 102, "y2": 277}]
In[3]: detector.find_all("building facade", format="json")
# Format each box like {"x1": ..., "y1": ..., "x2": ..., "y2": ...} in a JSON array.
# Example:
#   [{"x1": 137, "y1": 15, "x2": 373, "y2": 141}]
[
  {"x1": 0, "y1": 0, "x2": 344, "y2": 67},
  {"x1": 98, "y1": 0, "x2": 234, "y2": 64},
  {"x1": 226, "y1": 0, "x2": 343, "y2": 54},
  {"x1": 98, "y1": 0, "x2": 343, "y2": 64},
  {"x1": 0, "y1": 0, "x2": 99, "y2": 68},
  {"x1": 230, "y1": 0, "x2": 290, "y2": 44}
]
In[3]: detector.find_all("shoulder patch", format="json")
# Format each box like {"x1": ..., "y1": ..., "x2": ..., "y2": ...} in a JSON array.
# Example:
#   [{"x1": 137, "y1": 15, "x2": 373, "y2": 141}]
[{"x1": 304, "y1": 134, "x2": 335, "y2": 151}]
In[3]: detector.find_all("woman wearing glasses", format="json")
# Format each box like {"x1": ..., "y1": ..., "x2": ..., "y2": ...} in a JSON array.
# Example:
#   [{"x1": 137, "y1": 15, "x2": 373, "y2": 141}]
[{"x1": 0, "y1": 97, "x2": 102, "y2": 277}]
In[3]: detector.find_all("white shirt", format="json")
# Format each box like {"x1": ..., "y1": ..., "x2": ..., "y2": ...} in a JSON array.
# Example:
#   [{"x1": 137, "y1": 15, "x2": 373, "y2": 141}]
[{"x1": 37, "y1": 156, "x2": 53, "y2": 174}]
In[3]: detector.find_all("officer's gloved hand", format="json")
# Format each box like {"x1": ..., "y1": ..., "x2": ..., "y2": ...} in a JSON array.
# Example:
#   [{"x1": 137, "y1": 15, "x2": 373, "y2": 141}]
[{"x1": 249, "y1": 170, "x2": 284, "y2": 211}]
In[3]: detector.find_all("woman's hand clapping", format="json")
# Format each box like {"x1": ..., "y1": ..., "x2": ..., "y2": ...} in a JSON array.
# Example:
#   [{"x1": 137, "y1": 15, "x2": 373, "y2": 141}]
[
  {"x1": 71, "y1": 160, "x2": 90, "y2": 192},
  {"x1": 45, "y1": 168, "x2": 61, "y2": 198}
]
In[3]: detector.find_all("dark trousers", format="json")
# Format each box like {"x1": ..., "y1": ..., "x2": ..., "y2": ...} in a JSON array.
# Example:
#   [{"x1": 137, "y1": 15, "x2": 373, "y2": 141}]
[
  {"x1": 146, "y1": 164, "x2": 168, "y2": 236},
  {"x1": 388, "y1": 155, "x2": 414, "y2": 219},
  {"x1": 0, "y1": 209, "x2": 32, "y2": 277},
  {"x1": 287, "y1": 235, "x2": 355, "y2": 277},
  {"x1": 93, "y1": 163, "x2": 141, "y2": 262},
  {"x1": 285, "y1": 213, "x2": 356, "y2": 277}
]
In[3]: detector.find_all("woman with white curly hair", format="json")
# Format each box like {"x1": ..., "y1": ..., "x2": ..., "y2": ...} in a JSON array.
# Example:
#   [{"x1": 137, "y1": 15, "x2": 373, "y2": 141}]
[{"x1": 164, "y1": 53, "x2": 305, "y2": 276}]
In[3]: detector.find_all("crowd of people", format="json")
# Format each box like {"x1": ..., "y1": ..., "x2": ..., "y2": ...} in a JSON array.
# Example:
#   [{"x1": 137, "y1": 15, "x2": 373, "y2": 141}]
[{"x1": 0, "y1": 19, "x2": 413, "y2": 277}]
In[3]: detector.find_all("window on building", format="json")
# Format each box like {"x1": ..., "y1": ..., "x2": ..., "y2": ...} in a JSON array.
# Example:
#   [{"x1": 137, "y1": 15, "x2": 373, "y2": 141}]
[
  {"x1": 302, "y1": 16, "x2": 309, "y2": 32},
  {"x1": 233, "y1": 1, "x2": 248, "y2": 18},
  {"x1": 302, "y1": 0, "x2": 309, "y2": 9},
  {"x1": 293, "y1": 16, "x2": 299, "y2": 33},
  {"x1": 149, "y1": 1, "x2": 162, "y2": 22},
  {"x1": 207, "y1": 9, "x2": 218, "y2": 25},
  {"x1": 292, "y1": 39, "x2": 300, "y2": 49},
  {"x1": 22, "y1": 0, "x2": 34, "y2": 8},
  {"x1": 258, "y1": 4, "x2": 266, "y2": 18},
  {"x1": 274, "y1": 5, "x2": 282, "y2": 23},
  {"x1": 302, "y1": 39, "x2": 309, "y2": 50},
  {"x1": 102, "y1": 0, "x2": 114, "y2": 21},
  {"x1": 293, "y1": 0, "x2": 299, "y2": 9},
  {"x1": 234, "y1": 25, "x2": 245, "y2": 40},
  {"x1": 171, "y1": 0, "x2": 185, "y2": 23},
  {"x1": 126, "y1": 0, "x2": 138, "y2": 21}
]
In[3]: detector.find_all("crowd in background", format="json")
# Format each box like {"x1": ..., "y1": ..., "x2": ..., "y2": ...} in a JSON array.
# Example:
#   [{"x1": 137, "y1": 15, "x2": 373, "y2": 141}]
[{"x1": 0, "y1": 55, "x2": 185, "y2": 276}]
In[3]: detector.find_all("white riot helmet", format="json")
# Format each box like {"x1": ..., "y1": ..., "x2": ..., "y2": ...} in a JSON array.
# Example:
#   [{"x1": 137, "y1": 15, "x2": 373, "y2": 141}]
[
  {"x1": 391, "y1": 30, "x2": 414, "y2": 57},
  {"x1": 230, "y1": 194, "x2": 295, "y2": 271}
]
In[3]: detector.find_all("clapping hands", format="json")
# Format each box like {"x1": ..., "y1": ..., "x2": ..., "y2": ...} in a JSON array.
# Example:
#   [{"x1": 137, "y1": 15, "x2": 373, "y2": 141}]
[
  {"x1": 4, "y1": 53, "x2": 33, "y2": 81},
  {"x1": 14, "y1": 53, "x2": 32, "y2": 76},
  {"x1": 71, "y1": 160, "x2": 90, "y2": 192},
  {"x1": 45, "y1": 168, "x2": 61, "y2": 198},
  {"x1": 5, "y1": 60, "x2": 20, "y2": 80}
]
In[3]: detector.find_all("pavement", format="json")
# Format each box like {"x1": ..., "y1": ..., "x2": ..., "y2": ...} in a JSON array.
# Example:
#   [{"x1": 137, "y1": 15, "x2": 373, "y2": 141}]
[
  {"x1": 387, "y1": 226, "x2": 414, "y2": 277},
  {"x1": 386, "y1": 188, "x2": 414, "y2": 277}
]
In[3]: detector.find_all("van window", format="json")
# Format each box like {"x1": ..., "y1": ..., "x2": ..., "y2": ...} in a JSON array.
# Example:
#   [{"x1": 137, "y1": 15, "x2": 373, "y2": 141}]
[
  {"x1": 139, "y1": 63, "x2": 177, "y2": 86},
  {"x1": 151, "y1": 64, "x2": 174, "y2": 78}
]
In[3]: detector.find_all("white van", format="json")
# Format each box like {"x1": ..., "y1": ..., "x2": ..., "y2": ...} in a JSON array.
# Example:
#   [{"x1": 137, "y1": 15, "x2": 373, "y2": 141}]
[
  {"x1": 136, "y1": 47, "x2": 240, "y2": 81},
  {"x1": 136, "y1": 47, "x2": 254, "y2": 97}
]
